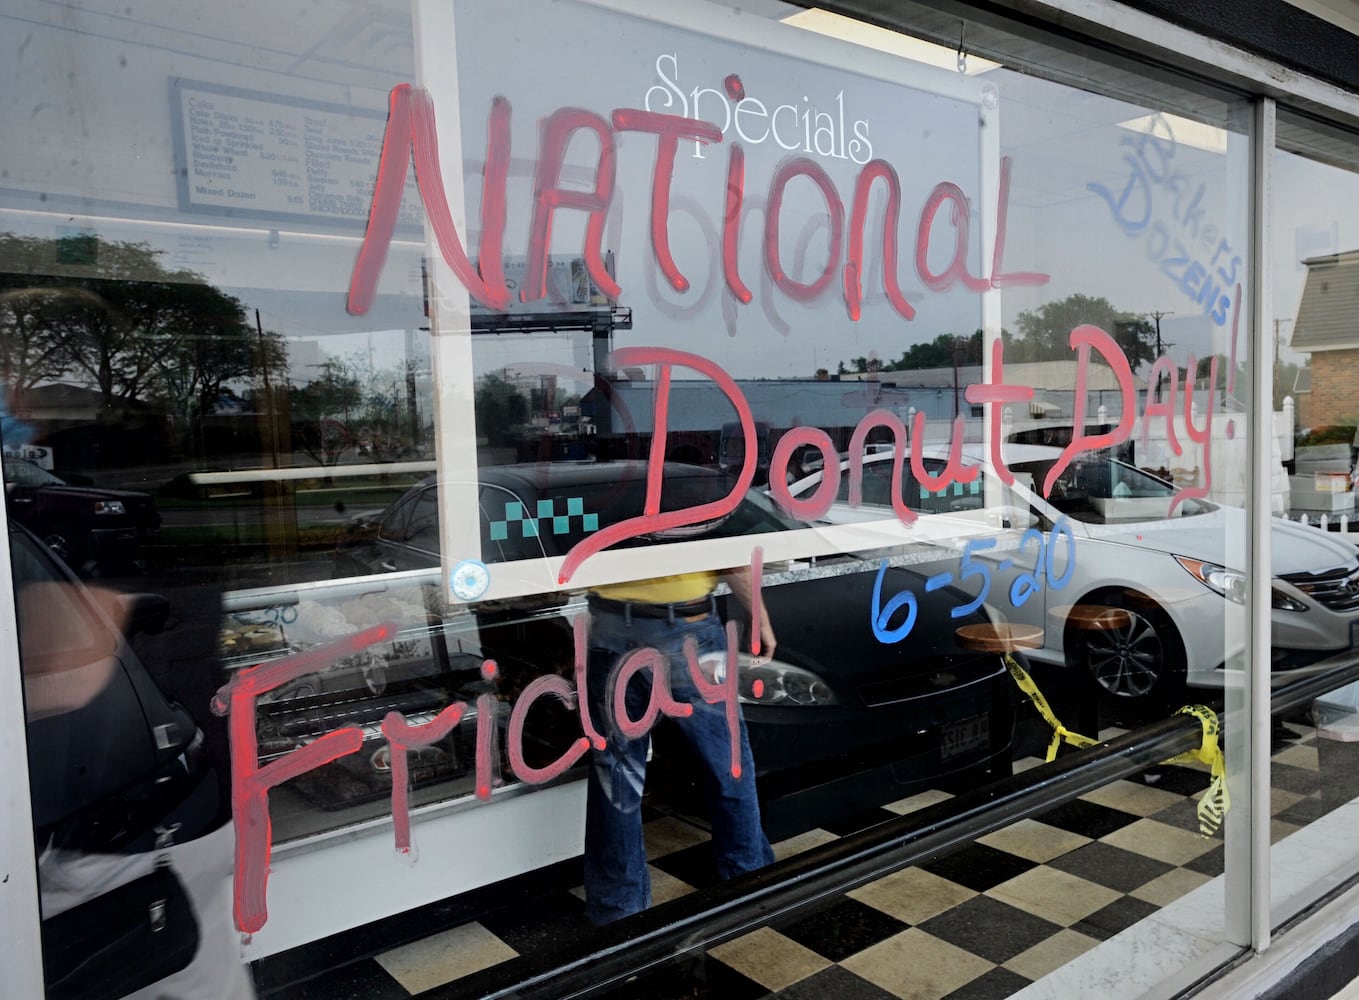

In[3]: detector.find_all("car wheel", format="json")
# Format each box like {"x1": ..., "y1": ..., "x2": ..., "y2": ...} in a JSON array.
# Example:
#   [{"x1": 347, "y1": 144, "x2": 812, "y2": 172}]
[
  {"x1": 42, "y1": 531, "x2": 80, "y2": 565},
  {"x1": 1071, "y1": 590, "x2": 1186, "y2": 705},
  {"x1": 41, "y1": 531, "x2": 97, "y2": 576}
]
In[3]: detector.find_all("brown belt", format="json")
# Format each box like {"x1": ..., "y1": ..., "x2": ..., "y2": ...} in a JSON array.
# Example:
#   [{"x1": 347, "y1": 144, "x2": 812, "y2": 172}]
[{"x1": 588, "y1": 594, "x2": 717, "y2": 622}]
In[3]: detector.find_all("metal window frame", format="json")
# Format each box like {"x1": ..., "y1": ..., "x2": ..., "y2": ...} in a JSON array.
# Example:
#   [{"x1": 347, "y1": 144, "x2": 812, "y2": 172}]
[
  {"x1": 5, "y1": 2, "x2": 1359, "y2": 996},
  {"x1": 0, "y1": 514, "x2": 46, "y2": 995},
  {"x1": 1242, "y1": 92, "x2": 1277, "y2": 957}
]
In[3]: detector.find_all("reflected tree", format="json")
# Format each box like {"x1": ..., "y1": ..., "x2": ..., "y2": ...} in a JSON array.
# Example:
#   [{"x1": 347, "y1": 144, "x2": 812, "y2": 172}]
[
  {"x1": 837, "y1": 331, "x2": 999, "y2": 374},
  {"x1": 893, "y1": 331, "x2": 984, "y2": 370},
  {"x1": 0, "y1": 289, "x2": 75, "y2": 393},
  {"x1": 1013, "y1": 294, "x2": 1158, "y2": 370},
  {"x1": 1194, "y1": 353, "x2": 1254, "y2": 401},
  {"x1": 0, "y1": 234, "x2": 286, "y2": 459},
  {"x1": 475, "y1": 372, "x2": 529, "y2": 446},
  {"x1": 288, "y1": 350, "x2": 424, "y2": 465},
  {"x1": 288, "y1": 358, "x2": 364, "y2": 465},
  {"x1": 154, "y1": 307, "x2": 287, "y2": 442}
]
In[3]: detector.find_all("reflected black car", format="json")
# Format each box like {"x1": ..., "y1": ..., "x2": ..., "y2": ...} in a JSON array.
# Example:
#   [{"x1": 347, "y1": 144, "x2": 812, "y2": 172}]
[
  {"x1": 4, "y1": 458, "x2": 160, "y2": 574},
  {"x1": 336, "y1": 461, "x2": 1016, "y2": 837},
  {"x1": 12, "y1": 520, "x2": 200, "y2": 844},
  {"x1": 12, "y1": 520, "x2": 227, "y2": 994}
]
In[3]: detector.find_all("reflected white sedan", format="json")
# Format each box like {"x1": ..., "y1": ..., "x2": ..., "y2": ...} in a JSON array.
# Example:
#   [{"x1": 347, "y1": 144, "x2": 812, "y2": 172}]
[{"x1": 782, "y1": 444, "x2": 1359, "y2": 704}]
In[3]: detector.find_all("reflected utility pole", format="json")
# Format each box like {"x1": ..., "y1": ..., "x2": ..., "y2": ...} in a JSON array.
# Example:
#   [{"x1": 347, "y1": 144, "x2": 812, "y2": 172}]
[
  {"x1": 951, "y1": 335, "x2": 969, "y2": 418},
  {"x1": 256, "y1": 308, "x2": 281, "y2": 469},
  {"x1": 1149, "y1": 310, "x2": 1174, "y2": 401},
  {"x1": 1273, "y1": 317, "x2": 1293, "y2": 411}
]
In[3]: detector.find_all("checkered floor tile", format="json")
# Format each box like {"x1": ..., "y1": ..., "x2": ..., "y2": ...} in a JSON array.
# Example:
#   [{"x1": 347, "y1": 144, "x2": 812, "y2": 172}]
[{"x1": 252, "y1": 717, "x2": 1359, "y2": 1000}]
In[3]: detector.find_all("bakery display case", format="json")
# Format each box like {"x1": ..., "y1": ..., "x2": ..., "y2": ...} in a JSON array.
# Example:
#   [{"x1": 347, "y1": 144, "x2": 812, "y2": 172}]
[{"x1": 219, "y1": 573, "x2": 582, "y2": 843}]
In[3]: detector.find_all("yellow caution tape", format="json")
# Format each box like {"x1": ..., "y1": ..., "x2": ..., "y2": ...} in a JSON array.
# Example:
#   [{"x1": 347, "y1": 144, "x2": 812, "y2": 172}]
[
  {"x1": 1162, "y1": 705, "x2": 1229, "y2": 837},
  {"x1": 1000, "y1": 656, "x2": 1229, "y2": 837},
  {"x1": 1001, "y1": 653, "x2": 1098, "y2": 762}
]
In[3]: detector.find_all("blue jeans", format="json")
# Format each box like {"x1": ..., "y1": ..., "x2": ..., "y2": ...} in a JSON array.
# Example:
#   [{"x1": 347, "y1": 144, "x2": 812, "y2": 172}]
[{"x1": 583, "y1": 606, "x2": 774, "y2": 925}]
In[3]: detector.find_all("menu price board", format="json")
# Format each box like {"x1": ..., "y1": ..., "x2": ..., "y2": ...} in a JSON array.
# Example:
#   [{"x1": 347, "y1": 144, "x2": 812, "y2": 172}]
[{"x1": 169, "y1": 78, "x2": 421, "y2": 229}]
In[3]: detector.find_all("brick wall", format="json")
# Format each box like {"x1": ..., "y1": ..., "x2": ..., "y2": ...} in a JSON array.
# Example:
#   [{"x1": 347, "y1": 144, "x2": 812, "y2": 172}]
[
  {"x1": 1310, "y1": 350, "x2": 1359, "y2": 427},
  {"x1": 1295, "y1": 391, "x2": 1313, "y2": 430}
]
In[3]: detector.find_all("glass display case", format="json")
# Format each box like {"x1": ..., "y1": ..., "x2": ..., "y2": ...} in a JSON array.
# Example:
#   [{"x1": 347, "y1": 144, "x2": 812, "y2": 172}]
[{"x1": 219, "y1": 573, "x2": 581, "y2": 842}]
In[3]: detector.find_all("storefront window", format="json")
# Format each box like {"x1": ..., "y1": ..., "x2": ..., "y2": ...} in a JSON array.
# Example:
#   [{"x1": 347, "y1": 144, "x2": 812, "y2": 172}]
[
  {"x1": 1267, "y1": 109, "x2": 1359, "y2": 927},
  {"x1": 8, "y1": 0, "x2": 1342, "y2": 996}
]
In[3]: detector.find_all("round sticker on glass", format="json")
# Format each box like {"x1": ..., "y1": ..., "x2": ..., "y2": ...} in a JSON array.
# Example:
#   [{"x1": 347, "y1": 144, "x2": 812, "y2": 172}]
[{"x1": 450, "y1": 559, "x2": 490, "y2": 601}]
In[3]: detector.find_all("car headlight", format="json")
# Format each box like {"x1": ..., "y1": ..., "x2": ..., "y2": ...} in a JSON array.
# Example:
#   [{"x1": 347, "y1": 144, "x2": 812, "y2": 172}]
[
  {"x1": 93, "y1": 500, "x2": 126, "y2": 516},
  {"x1": 1174, "y1": 555, "x2": 1246, "y2": 602},
  {"x1": 736, "y1": 654, "x2": 838, "y2": 706},
  {"x1": 1173, "y1": 555, "x2": 1308, "y2": 611},
  {"x1": 1270, "y1": 589, "x2": 1309, "y2": 612}
]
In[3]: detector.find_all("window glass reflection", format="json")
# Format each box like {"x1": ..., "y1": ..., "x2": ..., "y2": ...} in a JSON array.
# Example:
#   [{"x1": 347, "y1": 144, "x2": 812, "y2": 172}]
[
  {"x1": 0, "y1": 0, "x2": 1304, "y2": 989},
  {"x1": 1266, "y1": 114, "x2": 1359, "y2": 935}
]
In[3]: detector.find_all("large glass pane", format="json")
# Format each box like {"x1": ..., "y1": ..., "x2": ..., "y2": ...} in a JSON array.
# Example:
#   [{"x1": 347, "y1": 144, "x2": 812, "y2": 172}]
[
  {"x1": 0, "y1": 0, "x2": 433, "y2": 982},
  {"x1": 1265, "y1": 109, "x2": 1359, "y2": 929},
  {"x1": 0, "y1": 0, "x2": 1277, "y2": 995}
]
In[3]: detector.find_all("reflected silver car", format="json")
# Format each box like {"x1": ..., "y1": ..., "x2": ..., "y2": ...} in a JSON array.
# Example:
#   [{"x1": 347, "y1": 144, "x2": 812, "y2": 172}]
[{"x1": 784, "y1": 444, "x2": 1359, "y2": 703}]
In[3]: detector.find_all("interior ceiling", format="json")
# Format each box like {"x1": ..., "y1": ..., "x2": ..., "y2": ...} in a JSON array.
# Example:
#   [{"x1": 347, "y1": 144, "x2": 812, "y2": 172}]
[{"x1": 13, "y1": 0, "x2": 1359, "y2": 173}]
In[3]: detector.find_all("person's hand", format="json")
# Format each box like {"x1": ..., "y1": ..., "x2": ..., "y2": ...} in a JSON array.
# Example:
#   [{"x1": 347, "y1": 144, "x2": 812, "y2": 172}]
[
  {"x1": 751, "y1": 613, "x2": 777, "y2": 664},
  {"x1": 724, "y1": 565, "x2": 776, "y2": 662}
]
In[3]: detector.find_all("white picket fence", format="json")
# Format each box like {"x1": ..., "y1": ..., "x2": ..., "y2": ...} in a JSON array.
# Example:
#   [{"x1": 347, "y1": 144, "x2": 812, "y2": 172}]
[{"x1": 1282, "y1": 511, "x2": 1358, "y2": 534}]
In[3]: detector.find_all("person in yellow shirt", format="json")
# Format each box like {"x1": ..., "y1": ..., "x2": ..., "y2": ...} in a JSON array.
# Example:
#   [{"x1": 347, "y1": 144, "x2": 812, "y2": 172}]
[{"x1": 582, "y1": 566, "x2": 775, "y2": 925}]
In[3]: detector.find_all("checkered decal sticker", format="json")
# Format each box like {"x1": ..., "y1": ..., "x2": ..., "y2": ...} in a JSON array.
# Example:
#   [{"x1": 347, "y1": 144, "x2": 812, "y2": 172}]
[
  {"x1": 489, "y1": 497, "x2": 599, "y2": 541},
  {"x1": 921, "y1": 478, "x2": 982, "y2": 499}
]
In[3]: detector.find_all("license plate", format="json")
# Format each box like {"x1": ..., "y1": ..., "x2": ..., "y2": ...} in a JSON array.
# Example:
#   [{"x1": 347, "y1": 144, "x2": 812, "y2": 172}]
[{"x1": 941, "y1": 715, "x2": 989, "y2": 761}]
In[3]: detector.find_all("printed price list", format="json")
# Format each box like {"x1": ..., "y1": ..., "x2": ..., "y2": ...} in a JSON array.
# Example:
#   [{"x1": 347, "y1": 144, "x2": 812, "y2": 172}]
[{"x1": 179, "y1": 83, "x2": 420, "y2": 225}]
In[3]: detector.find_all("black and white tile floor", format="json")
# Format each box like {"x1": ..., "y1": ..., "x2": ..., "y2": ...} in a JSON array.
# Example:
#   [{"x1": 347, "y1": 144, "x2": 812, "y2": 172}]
[{"x1": 252, "y1": 717, "x2": 1359, "y2": 1000}]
